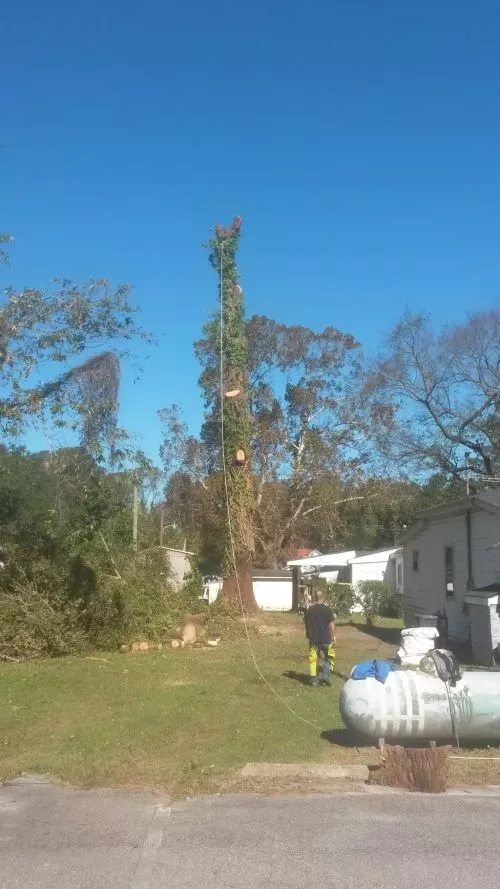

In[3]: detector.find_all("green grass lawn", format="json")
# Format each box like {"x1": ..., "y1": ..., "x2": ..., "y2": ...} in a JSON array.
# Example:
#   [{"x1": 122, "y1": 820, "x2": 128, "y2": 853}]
[
  {"x1": 1, "y1": 614, "x2": 499, "y2": 794},
  {"x1": 0, "y1": 615, "x2": 399, "y2": 790}
]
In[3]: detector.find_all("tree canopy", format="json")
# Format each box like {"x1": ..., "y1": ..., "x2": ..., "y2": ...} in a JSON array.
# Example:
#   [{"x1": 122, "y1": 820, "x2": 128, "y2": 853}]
[
  {"x1": 367, "y1": 309, "x2": 500, "y2": 485},
  {"x1": 163, "y1": 312, "x2": 369, "y2": 567},
  {"x1": 0, "y1": 278, "x2": 152, "y2": 459}
]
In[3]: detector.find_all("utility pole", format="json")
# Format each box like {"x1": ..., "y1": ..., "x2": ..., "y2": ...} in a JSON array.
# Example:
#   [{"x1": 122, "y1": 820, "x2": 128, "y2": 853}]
[
  {"x1": 465, "y1": 452, "x2": 470, "y2": 497},
  {"x1": 159, "y1": 509, "x2": 176, "y2": 547}
]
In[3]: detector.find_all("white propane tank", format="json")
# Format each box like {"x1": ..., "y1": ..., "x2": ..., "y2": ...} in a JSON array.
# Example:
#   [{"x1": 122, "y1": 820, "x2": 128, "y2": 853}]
[{"x1": 339, "y1": 669, "x2": 500, "y2": 742}]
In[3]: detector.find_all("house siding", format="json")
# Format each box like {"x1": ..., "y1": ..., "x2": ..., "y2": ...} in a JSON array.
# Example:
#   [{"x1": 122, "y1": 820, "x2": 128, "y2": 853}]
[
  {"x1": 395, "y1": 555, "x2": 404, "y2": 594},
  {"x1": 203, "y1": 578, "x2": 293, "y2": 610},
  {"x1": 403, "y1": 514, "x2": 470, "y2": 641},
  {"x1": 469, "y1": 603, "x2": 493, "y2": 665},
  {"x1": 404, "y1": 507, "x2": 500, "y2": 646},
  {"x1": 470, "y1": 511, "x2": 500, "y2": 588},
  {"x1": 490, "y1": 604, "x2": 500, "y2": 651},
  {"x1": 167, "y1": 550, "x2": 192, "y2": 588},
  {"x1": 349, "y1": 550, "x2": 400, "y2": 590},
  {"x1": 253, "y1": 579, "x2": 292, "y2": 611},
  {"x1": 469, "y1": 603, "x2": 500, "y2": 666},
  {"x1": 351, "y1": 560, "x2": 388, "y2": 586}
]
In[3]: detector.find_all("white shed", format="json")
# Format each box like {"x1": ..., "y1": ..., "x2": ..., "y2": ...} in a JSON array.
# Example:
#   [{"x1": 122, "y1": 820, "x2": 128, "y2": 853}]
[
  {"x1": 252, "y1": 569, "x2": 293, "y2": 611},
  {"x1": 202, "y1": 571, "x2": 293, "y2": 611}
]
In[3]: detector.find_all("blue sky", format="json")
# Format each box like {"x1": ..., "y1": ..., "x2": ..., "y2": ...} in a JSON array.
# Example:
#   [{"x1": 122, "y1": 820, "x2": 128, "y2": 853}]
[{"x1": 3, "y1": 0, "x2": 499, "y2": 462}]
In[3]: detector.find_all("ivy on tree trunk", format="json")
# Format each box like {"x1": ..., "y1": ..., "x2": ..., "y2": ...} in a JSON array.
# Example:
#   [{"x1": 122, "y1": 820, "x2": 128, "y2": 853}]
[{"x1": 208, "y1": 218, "x2": 257, "y2": 610}]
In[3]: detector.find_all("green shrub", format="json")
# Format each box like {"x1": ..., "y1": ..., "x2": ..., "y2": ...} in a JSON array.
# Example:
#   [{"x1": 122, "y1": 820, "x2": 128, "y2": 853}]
[
  {"x1": 355, "y1": 580, "x2": 394, "y2": 627},
  {"x1": 325, "y1": 582, "x2": 355, "y2": 617},
  {"x1": 181, "y1": 561, "x2": 205, "y2": 605},
  {"x1": 0, "y1": 543, "x2": 199, "y2": 659},
  {"x1": 380, "y1": 590, "x2": 404, "y2": 619},
  {"x1": 92, "y1": 548, "x2": 192, "y2": 647},
  {"x1": 0, "y1": 570, "x2": 88, "y2": 659}
]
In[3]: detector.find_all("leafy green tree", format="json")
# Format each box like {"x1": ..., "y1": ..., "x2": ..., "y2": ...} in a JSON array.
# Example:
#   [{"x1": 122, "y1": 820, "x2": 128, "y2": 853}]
[
  {"x1": 162, "y1": 470, "x2": 224, "y2": 574},
  {"x1": 163, "y1": 316, "x2": 364, "y2": 570},
  {"x1": 197, "y1": 312, "x2": 364, "y2": 567},
  {"x1": 0, "y1": 278, "x2": 150, "y2": 457}
]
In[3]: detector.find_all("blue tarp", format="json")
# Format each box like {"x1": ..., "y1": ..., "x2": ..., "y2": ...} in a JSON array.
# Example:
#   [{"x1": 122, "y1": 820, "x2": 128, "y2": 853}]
[{"x1": 351, "y1": 659, "x2": 396, "y2": 683}]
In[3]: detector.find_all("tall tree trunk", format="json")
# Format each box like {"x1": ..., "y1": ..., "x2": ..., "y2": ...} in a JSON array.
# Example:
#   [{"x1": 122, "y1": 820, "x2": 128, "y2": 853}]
[{"x1": 209, "y1": 217, "x2": 257, "y2": 611}]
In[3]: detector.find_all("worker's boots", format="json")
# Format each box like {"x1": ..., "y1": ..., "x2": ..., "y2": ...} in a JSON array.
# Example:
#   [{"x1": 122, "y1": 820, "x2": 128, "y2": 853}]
[{"x1": 320, "y1": 662, "x2": 331, "y2": 686}]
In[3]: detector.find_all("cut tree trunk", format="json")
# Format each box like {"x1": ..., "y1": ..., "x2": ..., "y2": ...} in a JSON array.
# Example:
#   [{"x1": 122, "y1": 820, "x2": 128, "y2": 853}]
[
  {"x1": 222, "y1": 550, "x2": 257, "y2": 611},
  {"x1": 369, "y1": 745, "x2": 451, "y2": 793}
]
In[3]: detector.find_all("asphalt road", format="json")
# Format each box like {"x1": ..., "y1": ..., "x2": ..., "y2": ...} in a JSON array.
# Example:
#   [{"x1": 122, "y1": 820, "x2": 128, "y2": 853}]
[{"x1": 1, "y1": 777, "x2": 500, "y2": 888}]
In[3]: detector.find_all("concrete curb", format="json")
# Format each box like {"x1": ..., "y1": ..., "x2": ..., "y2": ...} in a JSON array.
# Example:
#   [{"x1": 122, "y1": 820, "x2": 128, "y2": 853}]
[
  {"x1": 241, "y1": 763, "x2": 369, "y2": 781},
  {"x1": 3, "y1": 773, "x2": 56, "y2": 786}
]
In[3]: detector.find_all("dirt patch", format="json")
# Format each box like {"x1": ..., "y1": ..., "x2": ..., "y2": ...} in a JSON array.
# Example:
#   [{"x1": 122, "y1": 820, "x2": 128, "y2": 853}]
[
  {"x1": 256, "y1": 615, "x2": 306, "y2": 637},
  {"x1": 257, "y1": 625, "x2": 283, "y2": 636},
  {"x1": 170, "y1": 773, "x2": 367, "y2": 799},
  {"x1": 450, "y1": 757, "x2": 500, "y2": 787}
]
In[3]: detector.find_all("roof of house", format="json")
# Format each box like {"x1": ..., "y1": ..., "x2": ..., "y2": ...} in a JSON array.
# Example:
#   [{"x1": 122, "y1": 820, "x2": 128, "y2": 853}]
[
  {"x1": 474, "y1": 582, "x2": 500, "y2": 594},
  {"x1": 415, "y1": 490, "x2": 500, "y2": 520},
  {"x1": 291, "y1": 548, "x2": 321, "y2": 559},
  {"x1": 163, "y1": 546, "x2": 195, "y2": 556},
  {"x1": 400, "y1": 490, "x2": 500, "y2": 542},
  {"x1": 252, "y1": 568, "x2": 291, "y2": 579},
  {"x1": 348, "y1": 547, "x2": 403, "y2": 564},
  {"x1": 287, "y1": 550, "x2": 368, "y2": 568}
]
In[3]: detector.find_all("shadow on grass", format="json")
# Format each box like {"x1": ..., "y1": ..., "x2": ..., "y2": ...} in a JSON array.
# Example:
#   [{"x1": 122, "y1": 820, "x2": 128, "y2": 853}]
[
  {"x1": 320, "y1": 728, "x2": 365, "y2": 748},
  {"x1": 351, "y1": 621, "x2": 401, "y2": 646},
  {"x1": 282, "y1": 670, "x2": 312, "y2": 687},
  {"x1": 282, "y1": 669, "x2": 351, "y2": 686}
]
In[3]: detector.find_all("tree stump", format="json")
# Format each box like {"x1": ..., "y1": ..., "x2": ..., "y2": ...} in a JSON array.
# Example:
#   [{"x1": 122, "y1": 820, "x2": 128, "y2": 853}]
[{"x1": 369, "y1": 745, "x2": 451, "y2": 793}]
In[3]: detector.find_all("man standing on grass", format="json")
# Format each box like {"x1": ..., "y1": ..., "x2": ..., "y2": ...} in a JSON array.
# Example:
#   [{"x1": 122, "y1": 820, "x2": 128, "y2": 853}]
[{"x1": 304, "y1": 590, "x2": 336, "y2": 687}]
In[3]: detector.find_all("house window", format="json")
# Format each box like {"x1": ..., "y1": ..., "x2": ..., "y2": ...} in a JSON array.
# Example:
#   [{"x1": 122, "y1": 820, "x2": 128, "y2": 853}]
[
  {"x1": 445, "y1": 546, "x2": 454, "y2": 597},
  {"x1": 397, "y1": 562, "x2": 403, "y2": 589},
  {"x1": 412, "y1": 549, "x2": 419, "y2": 572}
]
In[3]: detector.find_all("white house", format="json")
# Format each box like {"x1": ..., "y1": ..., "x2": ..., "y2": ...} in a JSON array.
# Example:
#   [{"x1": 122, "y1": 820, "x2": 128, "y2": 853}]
[
  {"x1": 202, "y1": 570, "x2": 293, "y2": 611},
  {"x1": 401, "y1": 491, "x2": 500, "y2": 665},
  {"x1": 349, "y1": 547, "x2": 404, "y2": 592},
  {"x1": 286, "y1": 547, "x2": 403, "y2": 613},
  {"x1": 287, "y1": 550, "x2": 366, "y2": 583},
  {"x1": 202, "y1": 546, "x2": 404, "y2": 613},
  {"x1": 287, "y1": 548, "x2": 403, "y2": 589}
]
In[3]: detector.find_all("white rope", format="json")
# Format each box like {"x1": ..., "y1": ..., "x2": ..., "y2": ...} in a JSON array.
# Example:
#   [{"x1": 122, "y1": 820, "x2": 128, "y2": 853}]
[
  {"x1": 450, "y1": 756, "x2": 500, "y2": 760},
  {"x1": 218, "y1": 240, "x2": 326, "y2": 732}
]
